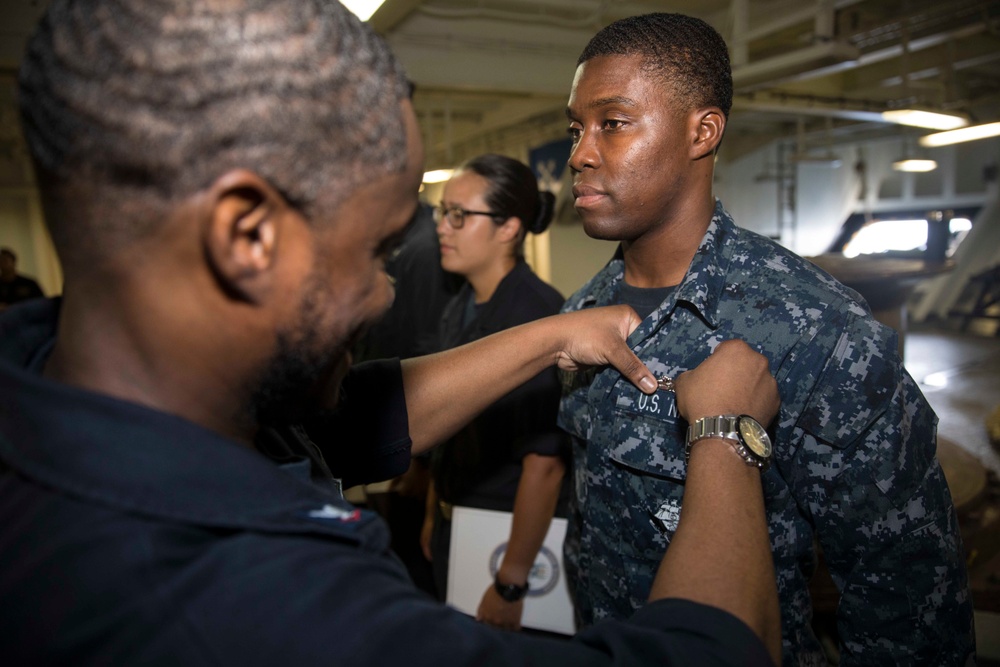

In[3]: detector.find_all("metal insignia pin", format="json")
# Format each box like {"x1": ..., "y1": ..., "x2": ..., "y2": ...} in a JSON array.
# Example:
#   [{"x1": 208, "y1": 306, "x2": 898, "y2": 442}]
[{"x1": 657, "y1": 376, "x2": 675, "y2": 392}]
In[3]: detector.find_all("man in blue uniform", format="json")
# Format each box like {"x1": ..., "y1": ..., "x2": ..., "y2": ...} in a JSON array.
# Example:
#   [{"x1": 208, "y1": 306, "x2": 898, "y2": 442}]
[
  {"x1": 1, "y1": 1, "x2": 783, "y2": 665},
  {"x1": 559, "y1": 12, "x2": 975, "y2": 666}
]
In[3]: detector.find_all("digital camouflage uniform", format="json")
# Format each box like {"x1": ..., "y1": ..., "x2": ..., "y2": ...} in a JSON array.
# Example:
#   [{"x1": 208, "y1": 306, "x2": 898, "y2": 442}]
[{"x1": 559, "y1": 200, "x2": 975, "y2": 666}]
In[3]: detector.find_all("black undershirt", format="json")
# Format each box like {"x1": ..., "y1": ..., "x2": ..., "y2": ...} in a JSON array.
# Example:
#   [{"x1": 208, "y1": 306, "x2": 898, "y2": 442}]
[{"x1": 617, "y1": 281, "x2": 678, "y2": 320}]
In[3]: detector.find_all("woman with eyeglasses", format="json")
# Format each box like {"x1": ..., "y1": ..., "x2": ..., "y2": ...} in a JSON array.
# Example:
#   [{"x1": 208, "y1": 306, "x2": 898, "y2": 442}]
[{"x1": 421, "y1": 153, "x2": 567, "y2": 631}]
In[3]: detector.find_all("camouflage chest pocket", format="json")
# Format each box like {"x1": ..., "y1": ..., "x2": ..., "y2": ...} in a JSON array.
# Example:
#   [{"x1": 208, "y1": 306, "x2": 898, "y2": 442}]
[
  {"x1": 601, "y1": 383, "x2": 689, "y2": 570},
  {"x1": 607, "y1": 383, "x2": 688, "y2": 482}
]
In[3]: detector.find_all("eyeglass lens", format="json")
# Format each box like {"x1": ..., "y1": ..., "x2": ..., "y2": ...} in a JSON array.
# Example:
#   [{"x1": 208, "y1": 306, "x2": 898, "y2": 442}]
[{"x1": 436, "y1": 206, "x2": 464, "y2": 229}]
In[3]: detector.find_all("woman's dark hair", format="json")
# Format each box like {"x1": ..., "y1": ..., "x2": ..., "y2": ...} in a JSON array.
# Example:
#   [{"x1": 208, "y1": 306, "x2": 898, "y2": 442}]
[{"x1": 460, "y1": 154, "x2": 555, "y2": 251}]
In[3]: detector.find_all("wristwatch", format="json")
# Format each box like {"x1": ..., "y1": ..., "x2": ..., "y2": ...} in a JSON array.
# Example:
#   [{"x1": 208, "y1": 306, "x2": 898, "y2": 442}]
[
  {"x1": 494, "y1": 575, "x2": 529, "y2": 602},
  {"x1": 686, "y1": 414, "x2": 773, "y2": 472}
]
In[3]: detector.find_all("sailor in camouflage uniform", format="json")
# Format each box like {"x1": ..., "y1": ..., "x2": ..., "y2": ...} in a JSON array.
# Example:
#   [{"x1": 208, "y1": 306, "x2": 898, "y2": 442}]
[{"x1": 559, "y1": 13, "x2": 974, "y2": 667}]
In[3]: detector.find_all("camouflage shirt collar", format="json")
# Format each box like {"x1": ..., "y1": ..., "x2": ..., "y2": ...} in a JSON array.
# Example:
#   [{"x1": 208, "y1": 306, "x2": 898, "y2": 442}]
[
  {"x1": 581, "y1": 199, "x2": 737, "y2": 330},
  {"x1": 673, "y1": 199, "x2": 738, "y2": 329}
]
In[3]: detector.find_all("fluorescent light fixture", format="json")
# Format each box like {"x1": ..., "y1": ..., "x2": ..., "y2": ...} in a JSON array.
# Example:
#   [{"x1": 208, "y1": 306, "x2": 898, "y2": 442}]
[
  {"x1": 340, "y1": 0, "x2": 387, "y2": 21},
  {"x1": 919, "y1": 121, "x2": 1000, "y2": 147},
  {"x1": 881, "y1": 109, "x2": 968, "y2": 130},
  {"x1": 422, "y1": 169, "x2": 454, "y2": 184},
  {"x1": 892, "y1": 158, "x2": 938, "y2": 172},
  {"x1": 923, "y1": 371, "x2": 949, "y2": 389}
]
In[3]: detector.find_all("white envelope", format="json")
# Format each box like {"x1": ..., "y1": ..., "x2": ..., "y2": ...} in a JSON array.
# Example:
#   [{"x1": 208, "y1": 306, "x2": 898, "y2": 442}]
[{"x1": 446, "y1": 506, "x2": 575, "y2": 635}]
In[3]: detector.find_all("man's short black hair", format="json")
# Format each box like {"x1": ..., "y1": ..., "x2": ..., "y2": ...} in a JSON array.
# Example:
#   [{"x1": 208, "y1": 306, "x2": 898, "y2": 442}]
[
  {"x1": 18, "y1": 0, "x2": 411, "y2": 266},
  {"x1": 578, "y1": 13, "x2": 732, "y2": 120},
  {"x1": 0, "y1": 248, "x2": 15, "y2": 263}
]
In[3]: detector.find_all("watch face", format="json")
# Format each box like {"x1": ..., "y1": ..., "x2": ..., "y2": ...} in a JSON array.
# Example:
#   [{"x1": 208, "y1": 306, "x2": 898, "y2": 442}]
[{"x1": 738, "y1": 417, "x2": 773, "y2": 458}]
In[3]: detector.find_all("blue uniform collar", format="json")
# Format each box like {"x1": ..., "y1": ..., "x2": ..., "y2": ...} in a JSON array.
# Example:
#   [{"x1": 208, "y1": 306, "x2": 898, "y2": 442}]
[
  {"x1": 0, "y1": 299, "x2": 379, "y2": 541},
  {"x1": 673, "y1": 200, "x2": 739, "y2": 330},
  {"x1": 580, "y1": 199, "x2": 738, "y2": 331}
]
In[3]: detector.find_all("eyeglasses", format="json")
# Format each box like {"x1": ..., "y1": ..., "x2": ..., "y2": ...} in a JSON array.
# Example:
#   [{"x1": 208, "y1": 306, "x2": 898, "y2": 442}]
[{"x1": 433, "y1": 204, "x2": 502, "y2": 229}]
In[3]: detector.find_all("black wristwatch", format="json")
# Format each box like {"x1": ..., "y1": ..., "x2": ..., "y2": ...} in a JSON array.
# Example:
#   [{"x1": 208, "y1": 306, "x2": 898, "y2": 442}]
[{"x1": 494, "y1": 575, "x2": 529, "y2": 602}]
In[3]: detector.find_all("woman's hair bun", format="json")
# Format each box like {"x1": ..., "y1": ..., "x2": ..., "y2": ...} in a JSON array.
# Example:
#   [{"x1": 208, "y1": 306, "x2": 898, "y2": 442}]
[{"x1": 531, "y1": 191, "x2": 556, "y2": 234}]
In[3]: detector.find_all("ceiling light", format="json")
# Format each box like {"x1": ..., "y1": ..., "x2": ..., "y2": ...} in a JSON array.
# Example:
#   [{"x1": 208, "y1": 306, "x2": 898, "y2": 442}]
[
  {"x1": 881, "y1": 109, "x2": 969, "y2": 130},
  {"x1": 922, "y1": 371, "x2": 949, "y2": 389},
  {"x1": 422, "y1": 169, "x2": 454, "y2": 184},
  {"x1": 340, "y1": 0, "x2": 387, "y2": 21},
  {"x1": 892, "y1": 158, "x2": 938, "y2": 172},
  {"x1": 919, "y1": 122, "x2": 1000, "y2": 147}
]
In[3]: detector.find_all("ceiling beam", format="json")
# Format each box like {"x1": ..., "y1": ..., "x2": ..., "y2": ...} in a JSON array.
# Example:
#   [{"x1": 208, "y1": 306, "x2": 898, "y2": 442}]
[{"x1": 369, "y1": 0, "x2": 425, "y2": 35}]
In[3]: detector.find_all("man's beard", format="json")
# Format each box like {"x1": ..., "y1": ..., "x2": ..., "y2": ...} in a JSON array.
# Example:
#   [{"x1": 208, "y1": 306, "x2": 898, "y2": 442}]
[{"x1": 249, "y1": 270, "x2": 348, "y2": 427}]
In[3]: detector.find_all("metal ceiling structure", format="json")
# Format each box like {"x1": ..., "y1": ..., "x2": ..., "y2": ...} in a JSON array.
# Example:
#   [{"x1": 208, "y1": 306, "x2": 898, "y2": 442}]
[
  {"x1": 0, "y1": 0, "x2": 998, "y2": 178},
  {"x1": 367, "y1": 0, "x2": 1000, "y2": 169}
]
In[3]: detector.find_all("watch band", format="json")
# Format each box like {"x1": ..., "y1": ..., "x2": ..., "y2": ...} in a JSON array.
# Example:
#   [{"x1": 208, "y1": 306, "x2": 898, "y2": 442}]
[
  {"x1": 494, "y1": 575, "x2": 528, "y2": 602},
  {"x1": 687, "y1": 414, "x2": 741, "y2": 446},
  {"x1": 686, "y1": 415, "x2": 771, "y2": 471}
]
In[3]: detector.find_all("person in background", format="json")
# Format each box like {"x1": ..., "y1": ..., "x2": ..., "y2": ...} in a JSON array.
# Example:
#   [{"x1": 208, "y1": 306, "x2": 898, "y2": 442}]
[
  {"x1": 558, "y1": 12, "x2": 973, "y2": 666},
  {"x1": 2, "y1": 1, "x2": 781, "y2": 664},
  {"x1": 0, "y1": 247, "x2": 44, "y2": 309},
  {"x1": 351, "y1": 201, "x2": 459, "y2": 596},
  {"x1": 352, "y1": 202, "x2": 460, "y2": 363},
  {"x1": 420, "y1": 153, "x2": 566, "y2": 631}
]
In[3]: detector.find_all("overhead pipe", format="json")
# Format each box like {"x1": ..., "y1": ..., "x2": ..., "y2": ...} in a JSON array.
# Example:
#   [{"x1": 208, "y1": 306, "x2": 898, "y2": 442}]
[{"x1": 730, "y1": 0, "x2": 858, "y2": 91}]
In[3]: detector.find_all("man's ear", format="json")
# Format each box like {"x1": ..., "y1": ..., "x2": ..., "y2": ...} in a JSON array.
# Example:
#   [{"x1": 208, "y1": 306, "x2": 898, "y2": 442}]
[
  {"x1": 202, "y1": 169, "x2": 289, "y2": 303},
  {"x1": 690, "y1": 107, "x2": 726, "y2": 160}
]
